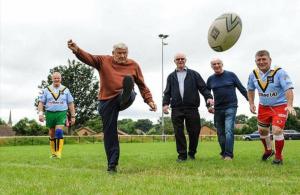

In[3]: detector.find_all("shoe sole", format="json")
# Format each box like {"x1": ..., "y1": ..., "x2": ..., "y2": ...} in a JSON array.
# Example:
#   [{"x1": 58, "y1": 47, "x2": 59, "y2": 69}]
[
  {"x1": 262, "y1": 151, "x2": 275, "y2": 161},
  {"x1": 121, "y1": 76, "x2": 134, "y2": 103},
  {"x1": 272, "y1": 160, "x2": 283, "y2": 165}
]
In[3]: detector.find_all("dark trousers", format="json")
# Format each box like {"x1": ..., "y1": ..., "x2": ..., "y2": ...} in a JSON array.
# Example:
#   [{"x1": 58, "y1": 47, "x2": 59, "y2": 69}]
[
  {"x1": 98, "y1": 92, "x2": 136, "y2": 167},
  {"x1": 171, "y1": 108, "x2": 201, "y2": 159}
]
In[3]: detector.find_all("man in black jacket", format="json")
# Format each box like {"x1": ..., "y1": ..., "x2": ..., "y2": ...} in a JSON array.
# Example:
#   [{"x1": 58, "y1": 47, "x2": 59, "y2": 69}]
[{"x1": 163, "y1": 53, "x2": 214, "y2": 161}]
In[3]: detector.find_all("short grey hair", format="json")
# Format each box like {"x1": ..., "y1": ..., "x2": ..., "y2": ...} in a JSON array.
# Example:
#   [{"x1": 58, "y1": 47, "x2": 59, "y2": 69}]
[
  {"x1": 210, "y1": 58, "x2": 223, "y2": 65},
  {"x1": 255, "y1": 50, "x2": 271, "y2": 58},
  {"x1": 52, "y1": 71, "x2": 61, "y2": 78},
  {"x1": 113, "y1": 43, "x2": 128, "y2": 51},
  {"x1": 174, "y1": 53, "x2": 186, "y2": 60}
]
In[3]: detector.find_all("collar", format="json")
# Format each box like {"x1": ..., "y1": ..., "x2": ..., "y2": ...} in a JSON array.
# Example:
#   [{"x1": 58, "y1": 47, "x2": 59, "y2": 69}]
[
  {"x1": 259, "y1": 65, "x2": 277, "y2": 75},
  {"x1": 176, "y1": 66, "x2": 187, "y2": 72}
]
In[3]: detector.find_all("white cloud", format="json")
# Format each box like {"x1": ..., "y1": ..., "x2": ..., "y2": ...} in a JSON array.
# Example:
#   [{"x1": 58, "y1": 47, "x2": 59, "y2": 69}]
[{"x1": 1, "y1": 0, "x2": 300, "y2": 125}]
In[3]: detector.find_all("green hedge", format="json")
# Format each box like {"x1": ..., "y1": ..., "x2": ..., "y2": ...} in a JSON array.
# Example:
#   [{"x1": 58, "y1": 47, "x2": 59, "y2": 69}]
[{"x1": 0, "y1": 135, "x2": 244, "y2": 146}]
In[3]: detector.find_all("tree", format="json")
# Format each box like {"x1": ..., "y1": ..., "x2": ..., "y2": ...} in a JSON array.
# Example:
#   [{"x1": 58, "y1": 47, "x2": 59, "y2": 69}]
[
  {"x1": 245, "y1": 116, "x2": 257, "y2": 133},
  {"x1": 118, "y1": 119, "x2": 136, "y2": 134},
  {"x1": 0, "y1": 118, "x2": 6, "y2": 125},
  {"x1": 35, "y1": 59, "x2": 99, "y2": 129},
  {"x1": 13, "y1": 118, "x2": 48, "y2": 135},
  {"x1": 134, "y1": 119, "x2": 153, "y2": 133},
  {"x1": 285, "y1": 107, "x2": 300, "y2": 130},
  {"x1": 200, "y1": 118, "x2": 214, "y2": 128},
  {"x1": 157, "y1": 117, "x2": 174, "y2": 135},
  {"x1": 84, "y1": 117, "x2": 103, "y2": 133},
  {"x1": 235, "y1": 114, "x2": 249, "y2": 124}
]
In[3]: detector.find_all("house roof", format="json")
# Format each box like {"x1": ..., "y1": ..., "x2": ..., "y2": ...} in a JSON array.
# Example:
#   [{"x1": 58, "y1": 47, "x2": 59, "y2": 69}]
[
  {"x1": 0, "y1": 125, "x2": 16, "y2": 136},
  {"x1": 74, "y1": 127, "x2": 97, "y2": 134}
]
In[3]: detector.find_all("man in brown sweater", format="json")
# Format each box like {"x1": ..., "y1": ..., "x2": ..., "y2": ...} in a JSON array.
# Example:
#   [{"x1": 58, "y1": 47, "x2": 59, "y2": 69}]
[{"x1": 68, "y1": 40, "x2": 157, "y2": 173}]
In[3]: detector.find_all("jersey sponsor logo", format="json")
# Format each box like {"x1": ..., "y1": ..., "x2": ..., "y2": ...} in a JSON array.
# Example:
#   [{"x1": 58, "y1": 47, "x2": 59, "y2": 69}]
[
  {"x1": 48, "y1": 101, "x2": 65, "y2": 105},
  {"x1": 253, "y1": 67, "x2": 281, "y2": 92},
  {"x1": 258, "y1": 92, "x2": 278, "y2": 97},
  {"x1": 278, "y1": 113, "x2": 287, "y2": 118}
]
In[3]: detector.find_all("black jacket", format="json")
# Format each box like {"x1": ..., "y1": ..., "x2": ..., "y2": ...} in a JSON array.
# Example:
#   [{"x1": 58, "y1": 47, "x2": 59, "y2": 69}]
[{"x1": 163, "y1": 68, "x2": 213, "y2": 109}]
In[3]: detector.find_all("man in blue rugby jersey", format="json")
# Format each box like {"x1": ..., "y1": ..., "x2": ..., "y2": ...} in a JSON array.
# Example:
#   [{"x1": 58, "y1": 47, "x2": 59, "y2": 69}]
[
  {"x1": 247, "y1": 50, "x2": 296, "y2": 165},
  {"x1": 38, "y1": 72, "x2": 76, "y2": 159}
]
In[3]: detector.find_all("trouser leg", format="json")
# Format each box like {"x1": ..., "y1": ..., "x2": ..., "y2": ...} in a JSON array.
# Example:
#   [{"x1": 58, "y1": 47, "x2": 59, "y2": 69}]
[
  {"x1": 214, "y1": 110, "x2": 226, "y2": 157},
  {"x1": 224, "y1": 108, "x2": 237, "y2": 158},
  {"x1": 99, "y1": 98, "x2": 120, "y2": 167},
  {"x1": 171, "y1": 109, "x2": 187, "y2": 159},
  {"x1": 185, "y1": 109, "x2": 201, "y2": 157}
]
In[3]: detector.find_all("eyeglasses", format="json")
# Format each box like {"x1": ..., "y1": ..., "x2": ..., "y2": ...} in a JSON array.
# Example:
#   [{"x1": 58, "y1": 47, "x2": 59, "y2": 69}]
[{"x1": 175, "y1": 58, "x2": 185, "y2": 61}]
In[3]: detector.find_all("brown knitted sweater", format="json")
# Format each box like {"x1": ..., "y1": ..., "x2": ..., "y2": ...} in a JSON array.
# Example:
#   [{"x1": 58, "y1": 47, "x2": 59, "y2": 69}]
[{"x1": 74, "y1": 48, "x2": 153, "y2": 103}]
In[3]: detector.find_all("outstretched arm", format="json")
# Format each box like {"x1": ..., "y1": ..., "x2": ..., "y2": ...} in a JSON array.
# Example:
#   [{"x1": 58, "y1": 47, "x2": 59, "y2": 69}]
[
  {"x1": 67, "y1": 39, "x2": 79, "y2": 53},
  {"x1": 67, "y1": 39, "x2": 101, "y2": 69}
]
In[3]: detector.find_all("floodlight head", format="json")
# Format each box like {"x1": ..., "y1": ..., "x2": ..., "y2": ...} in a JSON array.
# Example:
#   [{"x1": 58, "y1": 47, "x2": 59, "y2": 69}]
[{"x1": 158, "y1": 34, "x2": 169, "y2": 39}]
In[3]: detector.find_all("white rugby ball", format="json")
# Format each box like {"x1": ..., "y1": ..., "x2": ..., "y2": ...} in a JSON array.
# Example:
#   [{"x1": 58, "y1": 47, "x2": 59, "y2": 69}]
[{"x1": 208, "y1": 13, "x2": 242, "y2": 52}]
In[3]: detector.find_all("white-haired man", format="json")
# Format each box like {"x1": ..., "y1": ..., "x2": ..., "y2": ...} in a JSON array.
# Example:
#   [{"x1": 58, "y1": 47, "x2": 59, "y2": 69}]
[
  {"x1": 207, "y1": 58, "x2": 248, "y2": 160},
  {"x1": 68, "y1": 40, "x2": 157, "y2": 173},
  {"x1": 163, "y1": 53, "x2": 213, "y2": 162}
]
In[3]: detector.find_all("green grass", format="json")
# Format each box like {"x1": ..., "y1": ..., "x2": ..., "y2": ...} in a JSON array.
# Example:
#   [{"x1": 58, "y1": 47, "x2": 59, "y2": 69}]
[{"x1": 0, "y1": 141, "x2": 300, "y2": 194}]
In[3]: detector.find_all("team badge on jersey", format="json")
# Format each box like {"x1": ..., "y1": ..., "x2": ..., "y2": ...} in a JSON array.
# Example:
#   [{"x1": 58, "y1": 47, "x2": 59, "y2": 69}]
[{"x1": 267, "y1": 76, "x2": 274, "y2": 83}]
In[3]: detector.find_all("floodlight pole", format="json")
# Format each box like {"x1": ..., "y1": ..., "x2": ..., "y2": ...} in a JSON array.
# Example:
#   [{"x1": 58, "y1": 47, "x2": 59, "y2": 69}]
[{"x1": 158, "y1": 34, "x2": 169, "y2": 142}]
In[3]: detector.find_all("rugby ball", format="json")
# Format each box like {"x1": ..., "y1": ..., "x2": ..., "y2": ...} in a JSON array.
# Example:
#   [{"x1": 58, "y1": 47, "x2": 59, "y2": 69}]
[{"x1": 208, "y1": 13, "x2": 242, "y2": 52}]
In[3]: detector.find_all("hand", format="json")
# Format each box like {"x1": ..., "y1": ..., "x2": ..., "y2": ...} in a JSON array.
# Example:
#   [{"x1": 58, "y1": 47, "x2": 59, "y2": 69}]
[
  {"x1": 208, "y1": 106, "x2": 215, "y2": 114},
  {"x1": 67, "y1": 39, "x2": 79, "y2": 53},
  {"x1": 207, "y1": 98, "x2": 214, "y2": 107},
  {"x1": 285, "y1": 106, "x2": 297, "y2": 116},
  {"x1": 39, "y1": 115, "x2": 44, "y2": 122},
  {"x1": 148, "y1": 101, "x2": 157, "y2": 112},
  {"x1": 71, "y1": 117, "x2": 76, "y2": 126},
  {"x1": 163, "y1": 105, "x2": 169, "y2": 114},
  {"x1": 250, "y1": 104, "x2": 256, "y2": 114}
]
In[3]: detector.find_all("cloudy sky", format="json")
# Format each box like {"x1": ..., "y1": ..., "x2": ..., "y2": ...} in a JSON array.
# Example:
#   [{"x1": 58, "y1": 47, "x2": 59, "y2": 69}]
[{"x1": 1, "y1": 0, "x2": 300, "y2": 125}]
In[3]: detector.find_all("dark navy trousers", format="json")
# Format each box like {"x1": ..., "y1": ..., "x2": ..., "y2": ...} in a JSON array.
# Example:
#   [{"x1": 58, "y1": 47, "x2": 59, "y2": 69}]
[
  {"x1": 171, "y1": 108, "x2": 201, "y2": 159},
  {"x1": 98, "y1": 92, "x2": 136, "y2": 167}
]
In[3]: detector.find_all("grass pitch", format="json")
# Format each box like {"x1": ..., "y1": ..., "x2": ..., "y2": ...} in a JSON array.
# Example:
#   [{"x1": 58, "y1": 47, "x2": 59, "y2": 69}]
[{"x1": 0, "y1": 141, "x2": 300, "y2": 194}]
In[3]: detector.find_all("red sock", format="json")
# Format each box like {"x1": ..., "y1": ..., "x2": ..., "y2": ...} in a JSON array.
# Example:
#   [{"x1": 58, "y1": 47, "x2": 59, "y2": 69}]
[
  {"x1": 260, "y1": 138, "x2": 267, "y2": 152},
  {"x1": 275, "y1": 139, "x2": 284, "y2": 160}
]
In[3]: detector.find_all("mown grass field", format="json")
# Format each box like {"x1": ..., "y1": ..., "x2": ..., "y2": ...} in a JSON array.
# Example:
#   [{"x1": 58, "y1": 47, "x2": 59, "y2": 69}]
[{"x1": 0, "y1": 141, "x2": 300, "y2": 194}]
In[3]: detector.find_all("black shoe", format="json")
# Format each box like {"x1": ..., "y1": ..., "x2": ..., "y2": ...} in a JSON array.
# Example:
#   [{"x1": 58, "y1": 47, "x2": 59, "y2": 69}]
[
  {"x1": 176, "y1": 158, "x2": 187, "y2": 163},
  {"x1": 261, "y1": 150, "x2": 274, "y2": 161},
  {"x1": 188, "y1": 155, "x2": 195, "y2": 160},
  {"x1": 272, "y1": 159, "x2": 283, "y2": 165},
  {"x1": 120, "y1": 76, "x2": 134, "y2": 103},
  {"x1": 107, "y1": 166, "x2": 117, "y2": 174}
]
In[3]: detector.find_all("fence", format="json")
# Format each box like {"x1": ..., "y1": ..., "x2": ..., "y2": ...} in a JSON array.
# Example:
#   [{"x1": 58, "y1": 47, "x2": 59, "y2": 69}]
[{"x1": 0, "y1": 135, "x2": 245, "y2": 146}]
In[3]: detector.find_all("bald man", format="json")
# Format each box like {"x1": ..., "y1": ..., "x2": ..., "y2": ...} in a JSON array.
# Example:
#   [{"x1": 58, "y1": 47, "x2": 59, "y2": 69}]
[
  {"x1": 207, "y1": 58, "x2": 248, "y2": 160},
  {"x1": 38, "y1": 72, "x2": 76, "y2": 159},
  {"x1": 163, "y1": 53, "x2": 213, "y2": 162}
]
